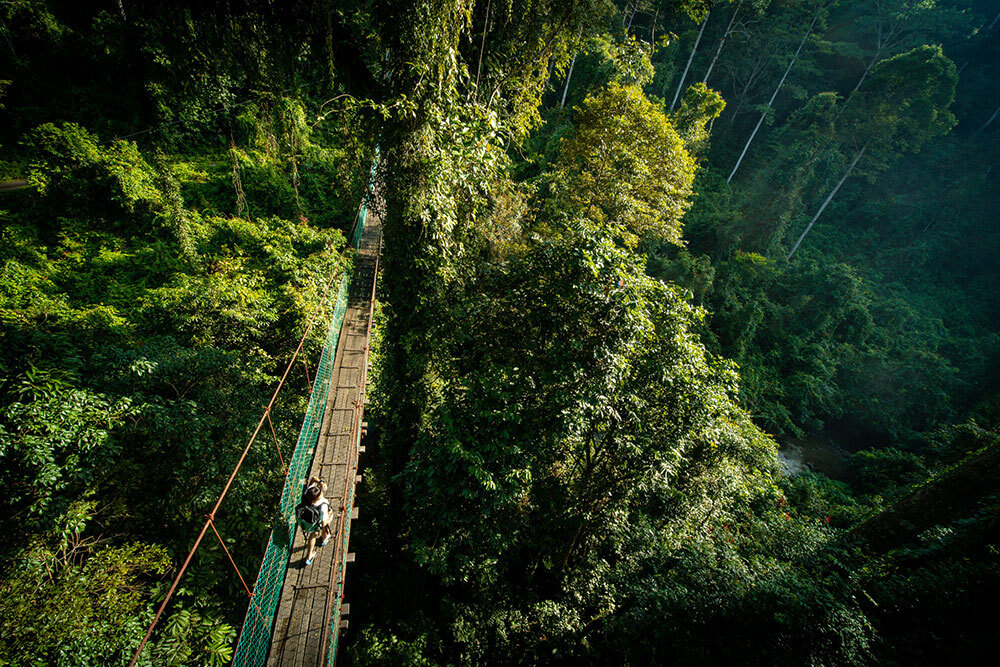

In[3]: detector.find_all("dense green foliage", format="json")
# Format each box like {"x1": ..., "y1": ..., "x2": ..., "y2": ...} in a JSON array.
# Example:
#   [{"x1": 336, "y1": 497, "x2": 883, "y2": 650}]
[
  {"x1": 352, "y1": 0, "x2": 1000, "y2": 664},
  {"x1": 2, "y1": 0, "x2": 999, "y2": 665}
]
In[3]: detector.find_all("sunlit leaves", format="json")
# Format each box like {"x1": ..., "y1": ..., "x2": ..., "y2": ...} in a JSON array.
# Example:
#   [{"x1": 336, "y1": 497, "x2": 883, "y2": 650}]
[
  {"x1": 550, "y1": 82, "x2": 696, "y2": 245},
  {"x1": 842, "y1": 44, "x2": 958, "y2": 164},
  {"x1": 0, "y1": 367, "x2": 134, "y2": 520},
  {"x1": 25, "y1": 123, "x2": 162, "y2": 211}
]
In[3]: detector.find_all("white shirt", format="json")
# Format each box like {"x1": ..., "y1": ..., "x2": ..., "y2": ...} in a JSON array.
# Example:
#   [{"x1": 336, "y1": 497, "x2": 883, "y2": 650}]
[{"x1": 313, "y1": 498, "x2": 330, "y2": 526}]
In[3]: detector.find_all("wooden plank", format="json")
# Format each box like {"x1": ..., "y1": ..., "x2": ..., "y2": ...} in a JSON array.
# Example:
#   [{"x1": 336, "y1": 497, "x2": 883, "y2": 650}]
[
  {"x1": 327, "y1": 409, "x2": 353, "y2": 438},
  {"x1": 333, "y1": 388, "x2": 354, "y2": 413},
  {"x1": 272, "y1": 588, "x2": 305, "y2": 667},
  {"x1": 341, "y1": 350, "x2": 365, "y2": 370},
  {"x1": 338, "y1": 367, "x2": 361, "y2": 390}
]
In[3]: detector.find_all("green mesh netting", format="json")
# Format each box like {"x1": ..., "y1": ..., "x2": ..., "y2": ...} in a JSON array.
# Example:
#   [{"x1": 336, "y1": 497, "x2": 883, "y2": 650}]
[
  {"x1": 233, "y1": 201, "x2": 367, "y2": 667},
  {"x1": 352, "y1": 200, "x2": 368, "y2": 249}
]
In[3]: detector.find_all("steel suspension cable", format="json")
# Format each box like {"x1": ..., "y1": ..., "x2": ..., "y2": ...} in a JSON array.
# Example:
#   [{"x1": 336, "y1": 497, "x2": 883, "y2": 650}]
[
  {"x1": 208, "y1": 517, "x2": 266, "y2": 622},
  {"x1": 265, "y1": 409, "x2": 287, "y2": 475}
]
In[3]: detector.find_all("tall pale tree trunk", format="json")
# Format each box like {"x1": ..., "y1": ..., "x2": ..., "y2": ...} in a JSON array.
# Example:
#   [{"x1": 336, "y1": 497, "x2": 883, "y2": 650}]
[
  {"x1": 1, "y1": 19, "x2": 16, "y2": 57},
  {"x1": 723, "y1": 49, "x2": 772, "y2": 131},
  {"x1": 980, "y1": 102, "x2": 1000, "y2": 132},
  {"x1": 724, "y1": 79, "x2": 754, "y2": 128},
  {"x1": 846, "y1": 50, "x2": 880, "y2": 101},
  {"x1": 670, "y1": 11, "x2": 710, "y2": 111},
  {"x1": 844, "y1": 16, "x2": 902, "y2": 110},
  {"x1": 626, "y1": 0, "x2": 641, "y2": 32},
  {"x1": 560, "y1": 26, "x2": 583, "y2": 109},
  {"x1": 560, "y1": 53, "x2": 577, "y2": 107},
  {"x1": 786, "y1": 144, "x2": 867, "y2": 260},
  {"x1": 835, "y1": 51, "x2": 881, "y2": 122},
  {"x1": 622, "y1": 0, "x2": 635, "y2": 27},
  {"x1": 475, "y1": 0, "x2": 491, "y2": 88},
  {"x1": 727, "y1": 13, "x2": 818, "y2": 183},
  {"x1": 702, "y1": 0, "x2": 742, "y2": 85}
]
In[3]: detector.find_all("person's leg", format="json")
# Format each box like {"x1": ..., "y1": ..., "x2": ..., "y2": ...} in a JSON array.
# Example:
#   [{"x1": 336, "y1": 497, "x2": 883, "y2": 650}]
[
  {"x1": 305, "y1": 530, "x2": 318, "y2": 563},
  {"x1": 320, "y1": 520, "x2": 332, "y2": 546}
]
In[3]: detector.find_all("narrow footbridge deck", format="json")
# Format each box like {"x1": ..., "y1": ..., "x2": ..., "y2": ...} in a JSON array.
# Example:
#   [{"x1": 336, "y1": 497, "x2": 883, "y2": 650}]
[{"x1": 234, "y1": 202, "x2": 382, "y2": 667}]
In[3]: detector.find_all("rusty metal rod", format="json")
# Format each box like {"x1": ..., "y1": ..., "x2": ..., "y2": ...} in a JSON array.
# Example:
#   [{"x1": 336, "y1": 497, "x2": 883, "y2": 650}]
[
  {"x1": 208, "y1": 517, "x2": 266, "y2": 622},
  {"x1": 266, "y1": 409, "x2": 287, "y2": 474}
]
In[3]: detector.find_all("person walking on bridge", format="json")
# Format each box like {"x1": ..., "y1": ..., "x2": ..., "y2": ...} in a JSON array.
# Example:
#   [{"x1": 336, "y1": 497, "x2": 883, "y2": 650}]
[{"x1": 296, "y1": 477, "x2": 332, "y2": 565}]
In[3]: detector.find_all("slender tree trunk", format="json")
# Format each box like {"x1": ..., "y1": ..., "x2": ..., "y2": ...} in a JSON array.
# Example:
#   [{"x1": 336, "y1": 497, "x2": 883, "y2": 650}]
[
  {"x1": 724, "y1": 51, "x2": 770, "y2": 130},
  {"x1": 559, "y1": 516, "x2": 586, "y2": 572},
  {"x1": 559, "y1": 24, "x2": 584, "y2": 108},
  {"x1": 622, "y1": 0, "x2": 635, "y2": 28},
  {"x1": 559, "y1": 53, "x2": 576, "y2": 109},
  {"x1": 325, "y1": 10, "x2": 337, "y2": 89},
  {"x1": 670, "y1": 11, "x2": 710, "y2": 111},
  {"x1": 475, "y1": 0, "x2": 491, "y2": 88},
  {"x1": 560, "y1": 53, "x2": 576, "y2": 107},
  {"x1": 725, "y1": 84, "x2": 751, "y2": 128},
  {"x1": 703, "y1": 0, "x2": 741, "y2": 85},
  {"x1": 626, "y1": 0, "x2": 640, "y2": 32},
  {"x1": 117, "y1": 0, "x2": 127, "y2": 21},
  {"x1": 650, "y1": 3, "x2": 660, "y2": 45},
  {"x1": 230, "y1": 141, "x2": 248, "y2": 217},
  {"x1": 840, "y1": 50, "x2": 881, "y2": 113},
  {"x1": 727, "y1": 14, "x2": 818, "y2": 183},
  {"x1": 786, "y1": 144, "x2": 867, "y2": 260},
  {"x1": 726, "y1": 104, "x2": 768, "y2": 180},
  {"x1": 848, "y1": 55, "x2": 876, "y2": 98},
  {"x1": 0, "y1": 20, "x2": 16, "y2": 57},
  {"x1": 980, "y1": 102, "x2": 1000, "y2": 132}
]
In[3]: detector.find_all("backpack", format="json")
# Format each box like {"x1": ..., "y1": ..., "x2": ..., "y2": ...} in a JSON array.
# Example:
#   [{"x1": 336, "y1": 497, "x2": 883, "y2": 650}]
[{"x1": 295, "y1": 487, "x2": 328, "y2": 532}]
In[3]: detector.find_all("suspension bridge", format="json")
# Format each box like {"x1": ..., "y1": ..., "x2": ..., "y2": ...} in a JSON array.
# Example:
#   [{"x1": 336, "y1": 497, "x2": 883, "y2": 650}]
[
  {"x1": 242, "y1": 200, "x2": 381, "y2": 666},
  {"x1": 129, "y1": 187, "x2": 383, "y2": 667}
]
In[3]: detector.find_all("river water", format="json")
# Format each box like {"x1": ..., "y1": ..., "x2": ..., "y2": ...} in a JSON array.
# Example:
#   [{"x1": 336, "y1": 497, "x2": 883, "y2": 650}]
[{"x1": 778, "y1": 432, "x2": 852, "y2": 480}]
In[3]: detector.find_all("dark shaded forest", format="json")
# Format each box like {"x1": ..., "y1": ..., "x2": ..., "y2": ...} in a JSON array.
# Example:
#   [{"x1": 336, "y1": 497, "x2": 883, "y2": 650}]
[{"x1": 1, "y1": 0, "x2": 998, "y2": 665}]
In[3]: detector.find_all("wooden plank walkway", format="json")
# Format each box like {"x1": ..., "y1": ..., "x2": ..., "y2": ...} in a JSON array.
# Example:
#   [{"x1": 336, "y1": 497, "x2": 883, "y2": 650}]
[{"x1": 266, "y1": 207, "x2": 381, "y2": 666}]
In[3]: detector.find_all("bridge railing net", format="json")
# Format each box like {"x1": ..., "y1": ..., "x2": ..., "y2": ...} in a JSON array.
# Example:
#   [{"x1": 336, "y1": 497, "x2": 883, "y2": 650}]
[{"x1": 233, "y1": 201, "x2": 367, "y2": 667}]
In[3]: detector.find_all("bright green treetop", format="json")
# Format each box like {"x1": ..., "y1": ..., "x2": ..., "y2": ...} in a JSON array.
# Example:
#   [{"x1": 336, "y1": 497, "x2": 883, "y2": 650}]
[{"x1": 551, "y1": 82, "x2": 697, "y2": 245}]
